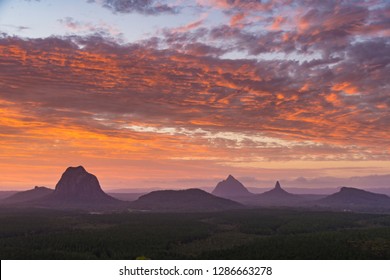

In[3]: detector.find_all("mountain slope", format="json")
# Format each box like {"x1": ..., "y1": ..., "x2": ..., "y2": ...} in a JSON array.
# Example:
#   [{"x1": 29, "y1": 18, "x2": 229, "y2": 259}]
[
  {"x1": 131, "y1": 188, "x2": 243, "y2": 212},
  {"x1": 2, "y1": 186, "x2": 53, "y2": 204},
  {"x1": 318, "y1": 187, "x2": 390, "y2": 211}
]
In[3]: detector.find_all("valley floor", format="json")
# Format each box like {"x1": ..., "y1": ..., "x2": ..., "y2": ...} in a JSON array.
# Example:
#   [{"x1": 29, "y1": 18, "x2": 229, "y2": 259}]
[{"x1": 0, "y1": 207, "x2": 390, "y2": 259}]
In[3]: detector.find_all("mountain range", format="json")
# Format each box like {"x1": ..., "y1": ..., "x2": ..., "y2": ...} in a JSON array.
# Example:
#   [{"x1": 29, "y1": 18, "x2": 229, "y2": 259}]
[
  {"x1": 210, "y1": 176, "x2": 390, "y2": 212},
  {"x1": 2, "y1": 166, "x2": 123, "y2": 210},
  {"x1": 1, "y1": 167, "x2": 389, "y2": 213}
]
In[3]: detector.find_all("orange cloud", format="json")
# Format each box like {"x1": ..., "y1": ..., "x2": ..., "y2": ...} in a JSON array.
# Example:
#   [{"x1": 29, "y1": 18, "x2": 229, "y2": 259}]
[
  {"x1": 332, "y1": 82, "x2": 359, "y2": 95},
  {"x1": 325, "y1": 93, "x2": 342, "y2": 106},
  {"x1": 0, "y1": 34, "x2": 389, "y2": 189},
  {"x1": 270, "y1": 16, "x2": 285, "y2": 30},
  {"x1": 230, "y1": 13, "x2": 246, "y2": 27}
]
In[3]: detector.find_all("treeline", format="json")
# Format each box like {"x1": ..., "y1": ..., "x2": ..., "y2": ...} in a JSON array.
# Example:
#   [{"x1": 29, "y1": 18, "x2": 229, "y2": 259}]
[{"x1": 0, "y1": 208, "x2": 390, "y2": 259}]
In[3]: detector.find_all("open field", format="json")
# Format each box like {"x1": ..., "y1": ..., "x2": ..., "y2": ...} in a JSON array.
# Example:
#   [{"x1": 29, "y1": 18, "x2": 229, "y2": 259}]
[{"x1": 1, "y1": 208, "x2": 390, "y2": 259}]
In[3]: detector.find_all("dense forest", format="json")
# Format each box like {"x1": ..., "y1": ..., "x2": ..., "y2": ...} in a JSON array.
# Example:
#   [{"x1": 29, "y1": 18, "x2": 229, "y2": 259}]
[{"x1": 1, "y1": 207, "x2": 390, "y2": 259}]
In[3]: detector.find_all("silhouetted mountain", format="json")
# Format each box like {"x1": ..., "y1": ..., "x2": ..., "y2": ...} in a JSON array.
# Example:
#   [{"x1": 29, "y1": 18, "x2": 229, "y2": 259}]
[
  {"x1": 3, "y1": 186, "x2": 53, "y2": 204},
  {"x1": 212, "y1": 175, "x2": 253, "y2": 199},
  {"x1": 0, "y1": 191, "x2": 18, "y2": 200},
  {"x1": 248, "y1": 181, "x2": 304, "y2": 206},
  {"x1": 261, "y1": 181, "x2": 293, "y2": 196},
  {"x1": 42, "y1": 166, "x2": 124, "y2": 209},
  {"x1": 318, "y1": 187, "x2": 390, "y2": 211},
  {"x1": 130, "y1": 188, "x2": 243, "y2": 212}
]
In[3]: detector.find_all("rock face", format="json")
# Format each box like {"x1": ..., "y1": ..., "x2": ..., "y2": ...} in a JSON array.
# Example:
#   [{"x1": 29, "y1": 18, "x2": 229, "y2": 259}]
[
  {"x1": 49, "y1": 166, "x2": 118, "y2": 205},
  {"x1": 3, "y1": 186, "x2": 53, "y2": 204},
  {"x1": 131, "y1": 188, "x2": 243, "y2": 212},
  {"x1": 212, "y1": 175, "x2": 252, "y2": 199},
  {"x1": 318, "y1": 187, "x2": 390, "y2": 209}
]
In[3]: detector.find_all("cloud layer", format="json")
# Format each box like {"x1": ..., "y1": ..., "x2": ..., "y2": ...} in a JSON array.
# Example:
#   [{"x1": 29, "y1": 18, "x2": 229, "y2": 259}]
[
  {"x1": 87, "y1": 0, "x2": 178, "y2": 15},
  {"x1": 1, "y1": 0, "x2": 389, "y2": 188}
]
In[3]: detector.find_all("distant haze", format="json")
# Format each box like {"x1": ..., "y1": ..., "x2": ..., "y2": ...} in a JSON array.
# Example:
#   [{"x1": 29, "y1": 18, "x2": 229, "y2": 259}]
[
  {"x1": 3, "y1": 173, "x2": 390, "y2": 193},
  {"x1": 107, "y1": 174, "x2": 390, "y2": 194}
]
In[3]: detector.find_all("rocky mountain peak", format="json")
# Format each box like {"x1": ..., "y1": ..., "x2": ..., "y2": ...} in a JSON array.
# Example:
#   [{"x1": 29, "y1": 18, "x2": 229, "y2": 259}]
[
  {"x1": 212, "y1": 175, "x2": 252, "y2": 198},
  {"x1": 52, "y1": 166, "x2": 113, "y2": 202},
  {"x1": 227, "y1": 174, "x2": 235, "y2": 180}
]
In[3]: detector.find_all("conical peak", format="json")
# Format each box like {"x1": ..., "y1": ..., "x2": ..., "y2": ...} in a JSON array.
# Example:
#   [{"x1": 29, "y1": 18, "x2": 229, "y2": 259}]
[
  {"x1": 227, "y1": 174, "x2": 236, "y2": 181},
  {"x1": 212, "y1": 174, "x2": 251, "y2": 197},
  {"x1": 260, "y1": 180, "x2": 294, "y2": 198}
]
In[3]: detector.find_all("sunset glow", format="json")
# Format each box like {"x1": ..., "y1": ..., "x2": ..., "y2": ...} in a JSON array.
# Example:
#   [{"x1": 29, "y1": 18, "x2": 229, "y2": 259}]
[{"x1": 0, "y1": 0, "x2": 389, "y2": 190}]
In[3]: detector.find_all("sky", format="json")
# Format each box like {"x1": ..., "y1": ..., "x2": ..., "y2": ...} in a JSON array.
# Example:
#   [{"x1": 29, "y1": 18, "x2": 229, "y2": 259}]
[{"x1": 0, "y1": 0, "x2": 389, "y2": 190}]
